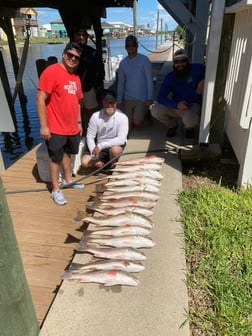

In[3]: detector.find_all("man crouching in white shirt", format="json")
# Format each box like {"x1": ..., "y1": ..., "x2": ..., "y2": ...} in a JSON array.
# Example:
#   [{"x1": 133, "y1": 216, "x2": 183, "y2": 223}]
[{"x1": 81, "y1": 91, "x2": 128, "y2": 169}]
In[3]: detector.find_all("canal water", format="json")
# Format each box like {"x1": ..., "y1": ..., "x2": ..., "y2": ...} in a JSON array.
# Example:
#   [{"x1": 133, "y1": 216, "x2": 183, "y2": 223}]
[{"x1": 0, "y1": 35, "x2": 167, "y2": 169}]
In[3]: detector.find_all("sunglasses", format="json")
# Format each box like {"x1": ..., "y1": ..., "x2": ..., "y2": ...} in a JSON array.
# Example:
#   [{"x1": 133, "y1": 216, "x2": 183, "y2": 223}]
[
  {"x1": 65, "y1": 51, "x2": 80, "y2": 61},
  {"x1": 174, "y1": 59, "x2": 188, "y2": 65}
]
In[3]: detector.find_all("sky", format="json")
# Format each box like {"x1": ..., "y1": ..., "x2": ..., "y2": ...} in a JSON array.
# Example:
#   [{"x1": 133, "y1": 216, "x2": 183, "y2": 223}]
[{"x1": 36, "y1": 0, "x2": 177, "y2": 31}]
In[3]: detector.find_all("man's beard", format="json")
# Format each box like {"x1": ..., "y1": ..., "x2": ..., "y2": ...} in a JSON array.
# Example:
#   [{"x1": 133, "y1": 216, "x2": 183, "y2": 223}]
[
  {"x1": 173, "y1": 63, "x2": 190, "y2": 79},
  {"x1": 104, "y1": 107, "x2": 115, "y2": 116}
]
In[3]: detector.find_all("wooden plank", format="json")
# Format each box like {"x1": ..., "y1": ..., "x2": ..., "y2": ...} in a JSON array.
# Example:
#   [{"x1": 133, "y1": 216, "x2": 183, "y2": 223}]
[{"x1": 0, "y1": 145, "x2": 100, "y2": 327}]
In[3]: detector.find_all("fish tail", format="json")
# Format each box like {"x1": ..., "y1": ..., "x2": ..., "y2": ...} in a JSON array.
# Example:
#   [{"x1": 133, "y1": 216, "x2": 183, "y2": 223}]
[
  {"x1": 61, "y1": 270, "x2": 73, "y2": 280},
  {"x1": 75, "y1": 240, "x2": 89, "y2": 252}
]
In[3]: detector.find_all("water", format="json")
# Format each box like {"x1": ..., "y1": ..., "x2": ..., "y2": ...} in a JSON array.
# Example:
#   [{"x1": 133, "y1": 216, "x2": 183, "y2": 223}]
[{"x1": 0, "y1": 35, "x2": 166, "y2": 169}]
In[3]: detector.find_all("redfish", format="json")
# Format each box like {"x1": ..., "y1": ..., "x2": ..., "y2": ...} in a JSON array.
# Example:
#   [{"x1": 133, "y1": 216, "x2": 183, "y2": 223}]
[
  {"x1": 111, "y1": 163, "x2": 162, "y2": 172},
  {"x1": 71, "y1": 259, "x2": 145, "y2": 273},
  {"x1": 75, "y1": 241, "x2": 146, "y2": 260},
  {"x1": 103, "y1": 183, "x2": 160, "y2": 194},
  {"x1": 84, "y1": 235, "x2": 155, "y2": 249},
  {"x1": 114, "y1": 155, "x2": 165, "y2": 165},
  {"x1": 83, "y1": 212, "x2": 153, "y2": 228},
  {"x1": 97, "y1": 198, "x2": 157, "y2": 209},
  {"x1": 107, "y1": 170, "x2": 163, "y2": 180},
  {"x1": 100, "y1": 191, "x2": 160, "y2": 201},
  {"x1": 61, "y1": 269, "x2": 139, "y2": 286},
  {"x1": 86, "y1": 225, "x2": 152, "y2": 237},
  {"x1": 105, "y1": 176, "x2": 161, "y2": 187},
  {"x1": 88, "y1": 205, "x2": 154, "y2": 217}
]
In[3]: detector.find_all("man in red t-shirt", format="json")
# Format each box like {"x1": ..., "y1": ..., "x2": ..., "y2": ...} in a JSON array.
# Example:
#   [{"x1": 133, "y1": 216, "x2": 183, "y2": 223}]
[{"x1": 36, "y1": 42, "x2": 84, "y2": 205}]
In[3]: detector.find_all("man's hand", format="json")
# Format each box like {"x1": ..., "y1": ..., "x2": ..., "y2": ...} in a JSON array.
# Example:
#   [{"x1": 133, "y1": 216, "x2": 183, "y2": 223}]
[
  {"x1": 196, "y1": 80, "x2": 204, "y2": 95},
  {"x1": 40, "y1": 125, "x2": 51, "y2": 141},
  {"x1": 177, "y1": 101, "x2": 192, "y2": 110},
  {"x1": 92, "y1": 146, "x2": 101, "y2": 156},
  {"x1": 146, "y1": 99, "x2": 153, "y2": 107}
]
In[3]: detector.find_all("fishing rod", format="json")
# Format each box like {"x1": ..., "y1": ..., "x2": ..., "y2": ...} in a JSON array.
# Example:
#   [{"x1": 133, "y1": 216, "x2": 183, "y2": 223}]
[{"x1": 4, "y1": 148, "x2": 171, "y2": 195}]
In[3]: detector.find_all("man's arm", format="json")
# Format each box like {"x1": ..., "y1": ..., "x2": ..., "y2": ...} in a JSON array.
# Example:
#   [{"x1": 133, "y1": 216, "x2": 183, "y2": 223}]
[
  {"x1": 86, "y1": 114, "x2": 98, "y2": 154},
  {"x1": 36, "y1": 89, "x2": 51, "y2": 140},
  {"x1": 157, "y1": 74, "x2": 177, "y2": 109}
]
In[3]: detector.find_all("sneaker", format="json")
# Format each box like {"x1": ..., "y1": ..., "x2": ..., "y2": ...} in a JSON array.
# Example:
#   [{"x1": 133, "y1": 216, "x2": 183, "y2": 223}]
[
  {"x1": 51, "y1": 190, "x2": 67, "y2": 205},
  {"x1": 61, "y1": 179, "x2": 85, "y2": 190}
]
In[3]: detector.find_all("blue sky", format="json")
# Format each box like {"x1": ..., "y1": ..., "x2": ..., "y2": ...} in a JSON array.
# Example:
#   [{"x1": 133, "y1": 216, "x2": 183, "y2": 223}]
[{"x1": 36, "y1": 0, "x2": 177, "y2": 31}]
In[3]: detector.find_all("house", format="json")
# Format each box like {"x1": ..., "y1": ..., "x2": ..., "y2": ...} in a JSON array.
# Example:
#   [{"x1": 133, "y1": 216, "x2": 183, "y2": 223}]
[{"x1": 13, "y1": 8, "x2": 39, "y2": 39}]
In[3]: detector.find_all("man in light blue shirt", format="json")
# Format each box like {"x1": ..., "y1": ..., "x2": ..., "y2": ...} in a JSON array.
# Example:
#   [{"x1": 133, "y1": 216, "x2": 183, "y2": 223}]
[{"x1": 117, "y1": 35, "x2": 153, "y2": 135}]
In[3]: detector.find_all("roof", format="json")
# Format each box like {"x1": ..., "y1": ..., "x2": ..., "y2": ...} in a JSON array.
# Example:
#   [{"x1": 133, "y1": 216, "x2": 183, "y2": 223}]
[
  {"x1": 0, "y1": 0, "x2": 136, "y2": 38},
  {"x1": 0, "y1": 0, "x2": 135, "y2": 11}
]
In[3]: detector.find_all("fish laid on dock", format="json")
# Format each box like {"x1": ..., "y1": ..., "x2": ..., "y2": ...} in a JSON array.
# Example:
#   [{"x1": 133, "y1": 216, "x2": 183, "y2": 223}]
[
  {"x1": 100, "y1": 191, "x2": 160, "y2": 201},
  {"x1": 61, "y1": 269, "x2": 139, "y2": 286},
  {"x1": 95, "y1": 198, "x2": 157, "y2": 209},
  {"x1": 70, "y1": 259, "x2": 145, "y2": 273},
  {"x1": 82, "y1": 212, "x2": 153, "y2": 228},
  {"x1": 83, "y1": 235, "x2": 156, "y2": 249},
  {"x1": 86, "y1": 225, "x2": 152, "y2": 237},
  {"x1": 107, "y1": 170, "x2": 164, "y2": 180},
  {"x1": 102, "y1": 183, "x2": 160, "y2": 194},
  {"x1": 114, "y1": 155, "x2": 165, "y2": 165},
  {"x1": 104, "y1": 176, "x2": 161, "y2": 187},
  {"x1": 87, "y1": 205, "x2": 154, "y2": 217},
  {"x1": 75, "y1": 241, "x2": 146, "y2": 261},
  {"x1": 111, "y1": 163, "x2": 162, "y2": 172}
]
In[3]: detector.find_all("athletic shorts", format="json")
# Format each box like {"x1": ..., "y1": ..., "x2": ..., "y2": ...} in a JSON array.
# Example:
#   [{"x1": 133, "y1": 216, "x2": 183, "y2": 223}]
[
  {"x1": 46, "y1": 133, "x2": 81, "y2": 163},
  {"x1": 96, "y1": 145, "x2": 126, "y2": 168},
  {"x1": 86, "y1": 144, "x2": 126, "y2": 164}
]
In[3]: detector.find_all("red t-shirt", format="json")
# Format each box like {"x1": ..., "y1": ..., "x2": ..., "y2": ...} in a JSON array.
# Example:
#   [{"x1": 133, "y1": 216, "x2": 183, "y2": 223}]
[{"x1": 38, "y1": 63, "x2": 83, "y2": 135}]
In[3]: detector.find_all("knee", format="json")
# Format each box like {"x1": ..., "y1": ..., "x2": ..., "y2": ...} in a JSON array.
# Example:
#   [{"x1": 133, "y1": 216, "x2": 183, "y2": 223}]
[
  {"x1": 133, "y1": 119, "x2": 144, "y2": 127},
  {"x1": 150, "y1": 103, "x2": 158, "y2": 117},
  {"x1": 182, "y1": 113, "x2": 200, "y2": 129},
  {"x1": 110, "y1": 146, "x2": 123, "y2": 157},
  {"x1": 81, "y1": 155, "x2": 90, "y2": 167}
]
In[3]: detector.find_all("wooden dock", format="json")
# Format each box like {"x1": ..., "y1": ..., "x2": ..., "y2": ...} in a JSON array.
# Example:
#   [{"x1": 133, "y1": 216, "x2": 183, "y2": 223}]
[{"x1": 1, "y1": 145, "x2": 100, "y2": 326}]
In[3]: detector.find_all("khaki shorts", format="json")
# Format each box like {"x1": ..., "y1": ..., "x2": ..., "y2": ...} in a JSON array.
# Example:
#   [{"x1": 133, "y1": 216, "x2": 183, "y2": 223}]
[
  {"x1": 124, "y1": 100, "x2": 147, "y2": 124},
  {"x1": 81, "y1": 87, "x2": 98, "y2": 109}
]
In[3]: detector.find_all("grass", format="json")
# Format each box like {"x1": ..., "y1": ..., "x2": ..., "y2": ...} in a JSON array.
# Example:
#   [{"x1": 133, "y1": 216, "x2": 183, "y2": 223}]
[
  {"x1": 0, "y1": 37, "x2": 69, "y2": 46},
  {"x1": 178, "y1": 185, "x2": 252, "y2": 335}
]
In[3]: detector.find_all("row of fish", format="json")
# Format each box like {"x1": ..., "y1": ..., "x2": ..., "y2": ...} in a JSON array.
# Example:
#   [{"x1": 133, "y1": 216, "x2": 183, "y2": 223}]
[{"x1": 61, "y1": 155, "x2": 165, "y2": 286}]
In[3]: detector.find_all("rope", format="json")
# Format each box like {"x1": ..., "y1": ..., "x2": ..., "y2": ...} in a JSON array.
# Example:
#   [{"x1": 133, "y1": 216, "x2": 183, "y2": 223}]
[{"x1": 138, "y1": 41, "x2": 173, "y2": 54}]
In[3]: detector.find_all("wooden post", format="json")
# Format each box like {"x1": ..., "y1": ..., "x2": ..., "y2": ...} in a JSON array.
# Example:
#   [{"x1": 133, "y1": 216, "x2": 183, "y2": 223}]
[{"x1": 0, "y1": 178, "x2": 39, "y2": 336}]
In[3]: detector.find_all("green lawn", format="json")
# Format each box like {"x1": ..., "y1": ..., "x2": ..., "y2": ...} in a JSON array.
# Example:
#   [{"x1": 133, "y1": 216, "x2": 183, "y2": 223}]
[{"x1": 178, "y1": 186, "x2": 252, "y2": 335}]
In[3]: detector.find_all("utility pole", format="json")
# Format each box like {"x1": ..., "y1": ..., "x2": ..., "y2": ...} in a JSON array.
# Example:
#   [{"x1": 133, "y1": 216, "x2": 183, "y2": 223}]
[
  {"x1": 133, "y1": 0, "x2": 137, "y2": 37},
  {"x1": 156, "y1": 9, "x2": 159, "y2": 49}
]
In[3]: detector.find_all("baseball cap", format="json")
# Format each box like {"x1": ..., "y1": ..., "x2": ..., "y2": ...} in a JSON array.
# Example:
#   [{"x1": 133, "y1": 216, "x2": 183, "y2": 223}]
[
  {"x1": 64, "y1": 42, "x2": 82, "y2": 55},
  {"x1": 125, "y1": 35, "x2": 138, "y2": 47},
  {"x1": 103, "y1": 91, "x2": 116, "y2": 101},
  {"x1": 173, "y1": 48, "x2": 188, "y2": 60},
  {"x1": 74, "y1": 27, "x2": 87, "y2": 35}
]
